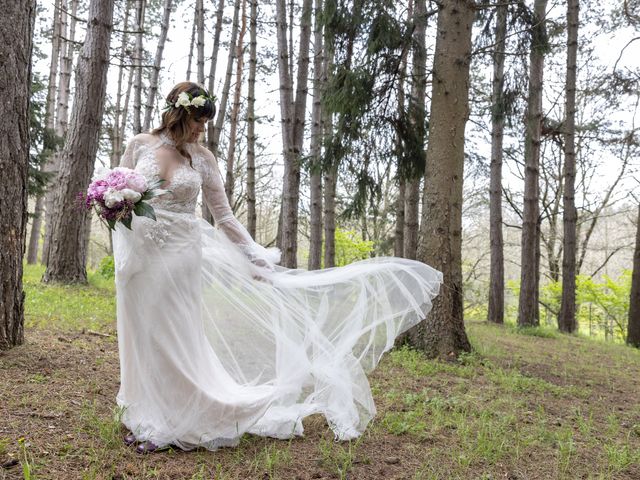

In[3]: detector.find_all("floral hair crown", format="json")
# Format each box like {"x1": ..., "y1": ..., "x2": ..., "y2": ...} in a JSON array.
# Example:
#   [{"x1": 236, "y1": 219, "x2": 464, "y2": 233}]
[{"x1": 164, "y1": 91, "x2": 217, "y2": 112}]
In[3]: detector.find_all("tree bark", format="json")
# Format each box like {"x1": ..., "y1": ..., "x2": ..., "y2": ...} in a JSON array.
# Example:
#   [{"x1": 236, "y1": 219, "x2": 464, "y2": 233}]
[
  {"x1": 42, "y1": 0, "x2": 115, "y2": 284},
  {"x1": 29, "y1": 0, "x2": 63, "y2": 264},
  {"x1": 196, "y1": 0, "x2": 205, "y2": 85},
  {"x1": 488, "y1": 1, "x2": 507, "y2": 324},
  {"x1": 403, "y1": 0, "x2": 427, "y2": 261},
  {"x1": 627, "y1": 205, "x2": 640, "y2": 347},
  {"x1": 211, "y1": 0, "x2": 241, "y2": 155},
  {"x1": 394, "y1": 179, "x2": 406, "y2": 257},
  {"x1": 0, "y1": 0, "x2": 34, "y2": 350},
  {"x1": 404, "y1": 178, "x2": 420, "y2": 259},
  {"x1": 225, "y1": 0, "x2": 247, "y2": 206},
  {"x1": 558, "y1": 0, "x2": 579, "y2": 333},
  {"x1": 111, "y1": 0, "x2": 132, "y2": 168},
  {"x1": 27, "y1": 195, "x2": 44, "y2": 264},
  {"x1": 186, "y1": 12, "x2": 196, "y2": 80},
  {"x1": 276, "y1": 0, "x2": 313, "y2": 268},
  {"x1": 518, "y1": 0, "x2": 548, "y2": 328},
  {"x1": 132, "y1": 0, "x2": 146, "y2": 134},
  {"x1": 246, "y1": 0, "x2": 258, "y2": 237},
  {"x1": 43, "y1": 0, "x2": 78, "y2": 265},
  {"x1": 143, "y1": 0, "x2": 172, "y2": 132},
  {"x1": 411, "y1": 0, "x2": 474, "y2": 358},
  {"x1": 308, "y1": 0, "x2": 324, "y2": 270}
]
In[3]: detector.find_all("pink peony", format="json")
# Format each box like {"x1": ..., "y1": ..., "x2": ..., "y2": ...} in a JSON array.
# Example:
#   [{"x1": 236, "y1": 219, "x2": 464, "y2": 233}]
[
  {"x1": 87, "y1": 179, "x2": 109, "y2": 201},
  {"x1": 106, "y1": 170, "x2": 128, "y2": 190},
  {"x1": 125, "y1": 172, "x2": 147, "y2": 193}
]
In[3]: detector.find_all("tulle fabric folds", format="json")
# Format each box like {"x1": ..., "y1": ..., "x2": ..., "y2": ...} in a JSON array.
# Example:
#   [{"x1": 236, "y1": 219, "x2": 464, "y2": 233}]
[{"x1": 113, "y1": 209, "x2": 442, "y2": 450}]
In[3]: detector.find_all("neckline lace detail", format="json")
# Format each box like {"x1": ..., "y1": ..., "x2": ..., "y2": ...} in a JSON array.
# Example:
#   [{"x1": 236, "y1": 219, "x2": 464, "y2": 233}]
[{"x1": 159, "y1": 132, "x2": 176, "y2": 146}]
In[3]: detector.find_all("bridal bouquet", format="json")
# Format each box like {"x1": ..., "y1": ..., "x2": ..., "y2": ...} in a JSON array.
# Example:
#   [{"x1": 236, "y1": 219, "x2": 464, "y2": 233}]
[{"x1": 84, "y1": 167, "x2": 166, "y2": 230}]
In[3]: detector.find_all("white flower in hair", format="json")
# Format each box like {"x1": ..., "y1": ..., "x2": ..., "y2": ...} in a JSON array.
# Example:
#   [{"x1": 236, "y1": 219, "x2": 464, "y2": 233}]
[
  {"x1": 191, "y1": 95, "x2": 207, "y2": 107},
  {"x1": 176, "y1": 92, "x2": 192, "y2": 108}
]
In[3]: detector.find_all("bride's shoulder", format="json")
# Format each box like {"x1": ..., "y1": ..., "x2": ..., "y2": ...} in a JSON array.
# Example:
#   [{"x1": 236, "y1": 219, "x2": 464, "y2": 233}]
[{"x1": 132, "y1": 132, "x2": 160, "y2": 145}]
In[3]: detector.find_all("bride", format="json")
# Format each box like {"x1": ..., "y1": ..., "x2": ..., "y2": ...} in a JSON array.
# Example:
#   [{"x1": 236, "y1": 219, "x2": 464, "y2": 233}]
[{"x1": 112, "y1": 81, "x2": 442, "y2": 454}]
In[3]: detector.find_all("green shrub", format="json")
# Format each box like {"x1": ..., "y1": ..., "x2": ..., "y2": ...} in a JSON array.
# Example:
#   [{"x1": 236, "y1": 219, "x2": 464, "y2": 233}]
[{"x1": 97, "y1": 255, "x2": 115, "y2": 279}]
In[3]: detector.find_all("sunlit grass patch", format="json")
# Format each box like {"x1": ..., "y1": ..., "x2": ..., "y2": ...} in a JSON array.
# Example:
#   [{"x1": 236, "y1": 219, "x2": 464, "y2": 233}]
[{"x1": 23, "y1": 263, "x2": 116, "y2": 333}]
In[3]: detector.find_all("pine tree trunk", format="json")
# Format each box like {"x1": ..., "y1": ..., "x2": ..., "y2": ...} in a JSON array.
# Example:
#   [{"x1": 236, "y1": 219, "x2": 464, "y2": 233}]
[
  {"x1": 246, "y1": 0, "x2": 258, "y2": 237},
  {"x1": 132, "y1": 0, "x2": 146, "y2": 134},
  {"x1": 488, "y1": 1, "x2": 507, "y2": 324},
  {"x1": 278, "y1": 0, "x2": 313, "y2": 268},
  {"x1": 403, "y1": 0, "x2": 427, "y2": 262},
  {"x1": 186, "y1": 14, "x2": 196, "y2": 80},
  {"x1": 518, "y1": 0, "x2": 548, "y2": 328},
  {"x1": 393, "y1": 0, "x2": 412, "y2": 259},
  {"x1": 196, "y1": 0, "x2": 205, "y2": 85},
  {"x1": 558, "y1": 0, "x2": 579, "y2": 333},
  {"x1": 627, "y1": 205, "x2": 640, "y2": 347},
  {"x1": 211, "y1": 0, "x2": 241, "y2": 155},
  {"x1": 321, "y1": 37, "x2": 335, "y2": 268},
  {"x1": 412, "y1": 0, "x2": 474, "y2": 359},
  {"x1": 111, "y1": 0, "x2": 132, "y2": 168},
  {"x1": 323, "y1": 164, "x2": 337, "y2": 268},
  {"x1": 203, "y1": 0, "x2": 227, "y2": 224},
  {"x1": 0, "y1": 0, "x2": 34, "y2": 350},
  {"x1": 308, "y1": 0, "x2": 324, "y2": 270},
  {"x1": 27, "y1": 195, "x2": 45, "y2": 264},
  {"x1": 225, "y1": 0, "x2": 247, "y2": 205},
  {"x1": 394, "y1": 179, "x2": 406, "y2": 257},
  {"x1": 404, "y1": 178, "x2": 420, "y2": 259},
  {"x1": 43, "y1": 0, "x2": 77, "y2": 265},
  {"x1": 42, "y1": 0, "x2": 115, "y2": 284},
  {"x1": 143, "y1": 0, "x2": 172, "y2": 132},
  {"x1": 30, "y1": 0, "x2": 63, "y2": 264}
]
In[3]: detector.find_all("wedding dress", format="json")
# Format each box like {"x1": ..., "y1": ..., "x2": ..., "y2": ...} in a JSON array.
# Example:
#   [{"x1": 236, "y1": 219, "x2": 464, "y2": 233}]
[{"x1": 112, "y1": 132, "x2": 442, "y2": 451}]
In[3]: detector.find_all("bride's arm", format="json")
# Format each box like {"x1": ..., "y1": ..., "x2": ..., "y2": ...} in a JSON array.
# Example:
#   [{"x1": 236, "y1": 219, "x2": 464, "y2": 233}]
[{"x1": 198, "y1": 146, "x2": 280, "y2": 270}]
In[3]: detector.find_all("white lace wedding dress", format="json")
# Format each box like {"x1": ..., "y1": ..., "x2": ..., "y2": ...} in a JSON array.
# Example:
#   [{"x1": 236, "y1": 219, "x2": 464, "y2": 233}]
[{"x1": 112, "y1": 132, "x2": 442, "y2": 451}]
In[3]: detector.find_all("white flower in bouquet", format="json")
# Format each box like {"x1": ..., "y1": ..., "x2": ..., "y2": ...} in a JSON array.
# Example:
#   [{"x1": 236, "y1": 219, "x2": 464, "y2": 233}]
[
  {"x1": 104, "y1": 188, "x2": 125, "y2": 208},
  {"x1": 121, "y1": 188, "x2": 142, "y2": 203}
]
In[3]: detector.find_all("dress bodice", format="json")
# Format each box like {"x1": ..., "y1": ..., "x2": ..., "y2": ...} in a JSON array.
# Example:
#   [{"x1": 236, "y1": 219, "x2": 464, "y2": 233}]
[{"x1": 134, "y1": 135, "x2": 205, "y2": 215}]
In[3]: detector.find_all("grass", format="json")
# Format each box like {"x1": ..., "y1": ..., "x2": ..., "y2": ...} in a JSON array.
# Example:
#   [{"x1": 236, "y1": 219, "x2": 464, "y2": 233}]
[
  {"x1": 0, "y1": 269, "x2": 639, "y2": 478},
  {"x1": 22, "y1": 264, "x2": 115, "y2": 333}
]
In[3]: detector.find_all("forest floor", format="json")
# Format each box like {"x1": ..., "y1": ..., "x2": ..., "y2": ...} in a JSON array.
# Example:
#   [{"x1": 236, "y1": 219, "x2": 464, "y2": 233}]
[{"x1": 1, "y1": 265, "x2": 640, "y2": 480}]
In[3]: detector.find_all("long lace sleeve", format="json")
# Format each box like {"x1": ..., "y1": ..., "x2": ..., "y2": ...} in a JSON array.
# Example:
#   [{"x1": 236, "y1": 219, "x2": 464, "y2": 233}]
[
  {"x1": 198, "y1": 147, "x2": 281, "y2": 270},
  {"x1": 119, "y1": 136, "x2": 138, "y2": 168}
]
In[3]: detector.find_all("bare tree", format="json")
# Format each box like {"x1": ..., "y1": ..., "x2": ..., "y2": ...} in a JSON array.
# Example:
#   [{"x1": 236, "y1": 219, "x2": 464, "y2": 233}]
[
  {"x1": 308, "y1": 0, "x2": 324, "y2": 270},
  {"x1": 0, "y1": 0, "x2": 34, "y2": 350},
  {"x1": 558, "y1": 0, "x2": 579, "y2": 333},
  {"x1": 393, "y1": 0, "x2": 413, "y2": 259},
  {"x1": 203, "y1": 0, "x2": 228, "y2": 224},
  {"x1": 246, "y1": 0, "x2": 258, "y2": 237},
  {"x1": 28, "y1": 0, "x2": 63, "y2": 264},
  {"x1": 403, "y1": 0, "x2": 428, "y2": 261},
  {"x1": 111, "y1": 0, "x2": 133, "y2": 168},
  {"x1": 275, "y1": 0, "x2": 313, "y2": 268},
  {"x1": 488, "y1": 1, "x2": 507, "y2": 324},
  {"x1": 628, "y1": 203, "x2": 640, "y2": 347},
  {"x1": 42, "y1": 0, "x2": 115, "y2": 284},
  {"x1": 225, "y1": 0, "x2": 248, "y2": 205},
  {"x1": 322, "y1": 48, "x2": 336, "y2": 268},
  {"x1": 518, "y1": 0, "x2": 548, "y2": 328},
  {"x1": 211, "y1": 0, "x2": 241, "y2": 155},
  {"x1": 132, "y1": 0, "x2": 146, "y2": 134},
  {"x1": 412, "y1": 0, "x2": 474, "y2": 358},
  {"x1": 143, "y1": 0, "x2": 172, "y2": 132},
  {"x1": 42, "y1": 0, "x2": 78, "y2": 265},
  {"x1": 196, "y1": 0, "x2": 205, "y2": 85}
]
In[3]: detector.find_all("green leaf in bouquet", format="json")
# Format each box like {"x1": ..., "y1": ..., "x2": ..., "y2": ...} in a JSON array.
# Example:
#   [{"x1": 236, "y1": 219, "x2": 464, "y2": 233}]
[
  {"x1": 134, "y1": 201, "x2": 157, "y2": 221},
  {"x1": 141, "y1": 188, "x2": 170, "y2": 201},
  {"x1": 121, "y1": 215, "x2": 133, "y2": 230},
  {"x1": 107, "y1": 218, "x2": 116, "y2": 231}
]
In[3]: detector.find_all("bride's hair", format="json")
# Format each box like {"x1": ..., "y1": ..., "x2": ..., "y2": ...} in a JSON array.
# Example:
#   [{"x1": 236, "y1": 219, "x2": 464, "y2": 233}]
[{"x1": 152, "y1": 82, "x2": 216, "y2": 163}]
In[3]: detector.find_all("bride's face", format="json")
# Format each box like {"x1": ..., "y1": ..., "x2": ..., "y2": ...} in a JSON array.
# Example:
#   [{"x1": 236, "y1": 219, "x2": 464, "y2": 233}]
[{"x1": 187, "y1": 117, "x2": 208, "y2": 142}]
